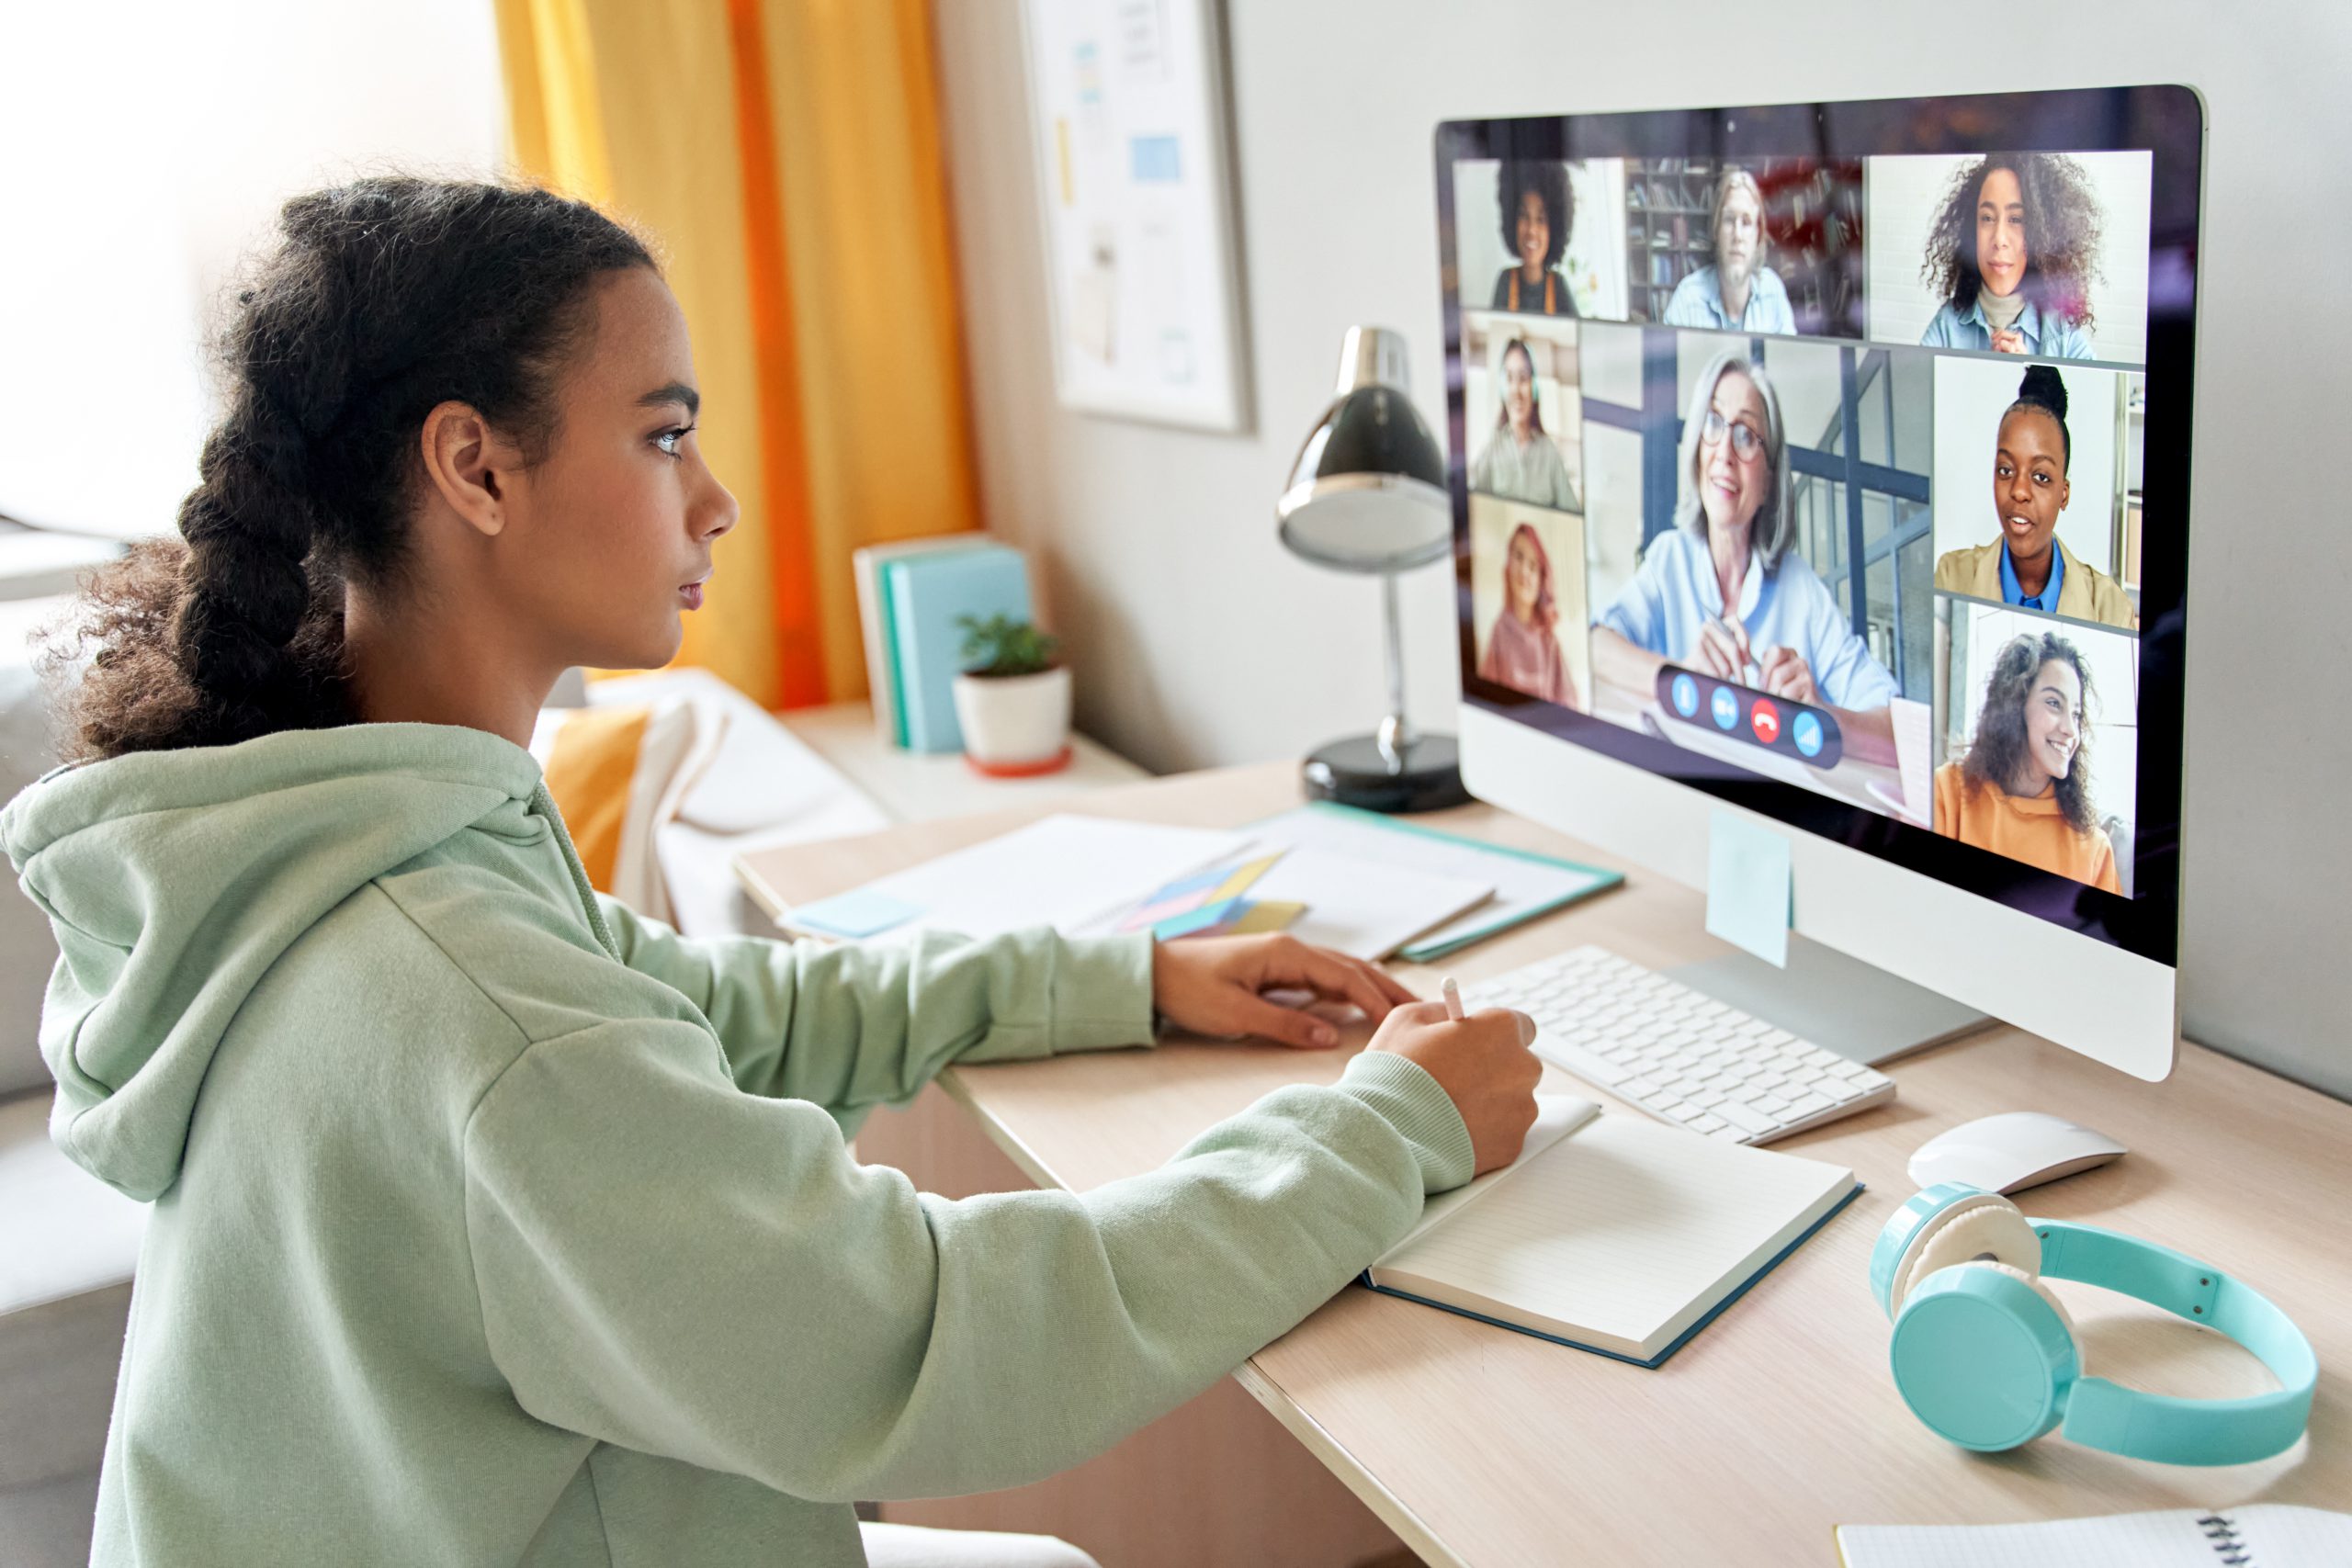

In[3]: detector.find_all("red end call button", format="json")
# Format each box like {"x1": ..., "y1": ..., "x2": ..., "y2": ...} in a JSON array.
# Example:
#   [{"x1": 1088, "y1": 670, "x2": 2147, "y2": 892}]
[{"x1": 1749, "y1": 699, "x2": 1781, "y2": 745}]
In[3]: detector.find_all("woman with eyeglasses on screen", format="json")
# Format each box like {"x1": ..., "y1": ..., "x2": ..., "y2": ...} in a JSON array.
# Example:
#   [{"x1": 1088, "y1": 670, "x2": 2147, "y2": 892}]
[
  {"x1": 1660, "y1": 166, "x2": 1795, "y2": 335},
  {"x1": 1489, "y1": 161, "x2": 1579, "y2": 318},
  {"x1": 1469, "y1": 338, "x2": 1580, "y2": 513},
  {"x1": 1918, "y1": 153, "x2": 2104, "y2": 360},
  {"x1": 1935, "y1": 364, "x2": 2137, "y2": 628},
  {"x1": 1935, "y1": 630, "x2": 2121, "y2": 892},
  {"x1": 1478, "y1": 521, "x2": 1582, "y2": 709},
  {"x1": 1589, "y1": 350, "x2": 1898, "y2": 763}
]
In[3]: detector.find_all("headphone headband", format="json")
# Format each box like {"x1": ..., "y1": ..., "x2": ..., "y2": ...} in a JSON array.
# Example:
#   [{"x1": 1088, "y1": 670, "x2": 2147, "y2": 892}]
[{"x1": 2033, "y1": 1220, "x2": 2317, "y2": 1465}]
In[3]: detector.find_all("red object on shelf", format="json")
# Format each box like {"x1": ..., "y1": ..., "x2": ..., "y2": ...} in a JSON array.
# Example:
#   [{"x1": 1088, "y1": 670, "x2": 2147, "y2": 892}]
[{"x1": 965, "y1": 746, "x2": 1074, "y2": 779}]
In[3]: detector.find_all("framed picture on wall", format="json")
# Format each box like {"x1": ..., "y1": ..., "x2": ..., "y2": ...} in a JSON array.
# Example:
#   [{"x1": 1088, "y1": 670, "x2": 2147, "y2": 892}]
[{"x1": 1021, "y1": 0, "x2": 1251, "y2": 433}]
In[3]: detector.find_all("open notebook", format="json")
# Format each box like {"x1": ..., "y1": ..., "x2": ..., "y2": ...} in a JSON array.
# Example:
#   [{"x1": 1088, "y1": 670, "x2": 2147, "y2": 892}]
[
  {"x1": 1365, "y1": 1096, "x2": 1860, "y2": 1367},
  {"x1": 1837, "y1": 1506, "x2": 2352, "y2": 1568}
]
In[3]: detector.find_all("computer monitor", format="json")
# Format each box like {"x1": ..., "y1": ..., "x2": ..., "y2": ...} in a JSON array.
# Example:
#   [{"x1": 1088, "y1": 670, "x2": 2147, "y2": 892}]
[{"x1": 1436, "y1": 87, "x2": 2201, "y2": 1080}]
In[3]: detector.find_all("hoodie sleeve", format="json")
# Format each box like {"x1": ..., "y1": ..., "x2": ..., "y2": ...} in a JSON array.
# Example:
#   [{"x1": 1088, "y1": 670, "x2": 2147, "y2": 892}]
[
  {"x1": 594, "y1": 893, "x2": 1153, "y2": 1109},
  {"x1": 461, "y1": 1021, "x2": 1473, "y2": 1502}
]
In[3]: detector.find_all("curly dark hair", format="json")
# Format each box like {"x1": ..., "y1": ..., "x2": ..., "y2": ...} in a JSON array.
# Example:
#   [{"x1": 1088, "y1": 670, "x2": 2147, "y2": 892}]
[
  {"x1": 2007, "y1": 363, "x2": 2071, "y2": 471},
  {"x1": 1920, "y1": 153, "x2": 2104, "y2": 330},
  {"x1": 1961, "y1": 631, "x2": 2099, "y2": 835},
  {"x1": 1497, "y1": 162, "x2": 1574, "y2": 272},
  {"x1": 42, "y1": 176, "x2": 652, "y2": 761}
]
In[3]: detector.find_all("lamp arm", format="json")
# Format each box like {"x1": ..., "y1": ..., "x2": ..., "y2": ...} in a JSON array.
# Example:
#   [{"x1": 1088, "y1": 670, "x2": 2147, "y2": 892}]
[{"x1": 1375, "y1": 570, "x2": 1416, "y2": 772}]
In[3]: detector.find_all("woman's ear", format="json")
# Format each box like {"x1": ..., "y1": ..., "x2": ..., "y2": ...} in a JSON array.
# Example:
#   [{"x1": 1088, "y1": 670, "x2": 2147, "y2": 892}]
[{"x1": 418, "y1": 400, "x2": 519, "y2": 538}]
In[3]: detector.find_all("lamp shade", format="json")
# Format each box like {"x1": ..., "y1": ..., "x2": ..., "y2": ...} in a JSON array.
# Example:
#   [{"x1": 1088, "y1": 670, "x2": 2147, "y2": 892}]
[{"x1": 1275, "y1": 326, "x2": 1451, "y2": 574}]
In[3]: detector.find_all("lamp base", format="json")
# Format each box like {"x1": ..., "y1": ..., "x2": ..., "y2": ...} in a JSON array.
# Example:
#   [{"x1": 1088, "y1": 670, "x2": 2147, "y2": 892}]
[{"x1": 1301, "y1": 732, "x2": 1469, "y2": 814}]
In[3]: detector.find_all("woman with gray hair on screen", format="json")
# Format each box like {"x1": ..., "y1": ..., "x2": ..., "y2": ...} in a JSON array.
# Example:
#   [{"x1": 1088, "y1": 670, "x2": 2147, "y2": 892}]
[
  {"x1": 1660, "y1": 166, "x2": 1796, "y2": 334},
  {"x1": 1590, "y1": 348, "x2": 1898, "y2": 761}
]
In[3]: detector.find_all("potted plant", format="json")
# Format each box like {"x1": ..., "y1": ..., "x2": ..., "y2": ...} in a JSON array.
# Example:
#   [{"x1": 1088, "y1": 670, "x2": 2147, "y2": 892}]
[{"x1": 951, "y1": 614, "x2": 1072, "y2": 775}]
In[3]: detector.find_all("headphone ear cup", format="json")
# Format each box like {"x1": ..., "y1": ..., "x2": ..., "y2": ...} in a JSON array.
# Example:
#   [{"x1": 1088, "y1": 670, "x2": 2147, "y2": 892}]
[
  {"x1": 1889, "y1": 1258, "x2": 2080, "y2": 1451},
  {"x1": 1890, "y1": 1193, "x2": 2042, "y2": 1314}
]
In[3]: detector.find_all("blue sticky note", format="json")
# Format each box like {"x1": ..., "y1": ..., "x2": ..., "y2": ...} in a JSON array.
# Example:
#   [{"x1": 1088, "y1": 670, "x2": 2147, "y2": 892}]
[
  {"x1": 1705, "y1": 810, "x2": 1792, "y2": 968},
  {"x1": 792, "y1": 889, "x2": 924, "y2": 940},
  {"x1": 1152, "y1": 897, "x2": 1247, "y2": 941}
]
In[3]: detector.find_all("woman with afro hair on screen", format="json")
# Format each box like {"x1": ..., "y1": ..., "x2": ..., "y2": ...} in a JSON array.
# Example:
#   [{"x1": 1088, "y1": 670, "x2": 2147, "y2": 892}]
[
  {"x1": 1934, "y1": 629, "x2": 2122, "y2": 892},
  {"x1": 1918, "y1": 152, "x2": 2106, "y2": 359},
  {"x1": 1490, "y1": 161, "x2": 1580, "y2": 317}
]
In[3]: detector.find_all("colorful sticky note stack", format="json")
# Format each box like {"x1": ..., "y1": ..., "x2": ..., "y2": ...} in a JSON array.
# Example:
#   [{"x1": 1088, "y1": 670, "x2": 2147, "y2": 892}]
[{"x1": 1118, "y1": 855, "x2": 1303, "y2": 942}]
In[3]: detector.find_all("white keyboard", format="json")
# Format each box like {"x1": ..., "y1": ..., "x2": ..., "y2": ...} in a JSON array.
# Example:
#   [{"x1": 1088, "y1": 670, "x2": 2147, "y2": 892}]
[{"x1": 1465, "y1": 944, "x2": 1895, "y2": 1145}]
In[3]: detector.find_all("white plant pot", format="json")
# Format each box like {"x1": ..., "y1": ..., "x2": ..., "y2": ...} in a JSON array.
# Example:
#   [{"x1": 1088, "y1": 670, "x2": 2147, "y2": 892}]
[{"x1": 952, "y1": 666, "x2": 1072, "y2": 772}]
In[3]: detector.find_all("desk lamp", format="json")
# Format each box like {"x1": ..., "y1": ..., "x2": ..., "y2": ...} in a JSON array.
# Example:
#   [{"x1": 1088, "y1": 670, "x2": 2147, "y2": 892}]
[{"x1": 1276, "y1": 325, "x2": 1467, "y2": 811}]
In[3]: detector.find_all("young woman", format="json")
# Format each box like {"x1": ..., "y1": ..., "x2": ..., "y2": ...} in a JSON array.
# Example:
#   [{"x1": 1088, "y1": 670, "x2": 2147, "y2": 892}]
[
  {"x1": 1934, "y1": 631, "x2": 2121, "y2": 892},
  {"x1": 1477, "y1": 522, "x2": 1581, "y2": 709},
  {"x1": 1660, "y1": 166, "x2": 1795, "y2": 335},
  {"x1": 2, "y1": 178, "x2": 1541, "y2": 1568},
  {"x1": 1934, "y1": 365, "x2": 2137, "y2": 629},
  {"x1": 1468, "y1": 338, "x2": 1580, "y2": 513},
  {"x1": 1589, "y1": 351, "x2": 1898, "y2": 763},
  {"x1": 1917, "y1": 153, "x2": 2105, "y2": 359},
  {"x1": 1488, "y1": 161, "x2": 1579, "y2": 318}
]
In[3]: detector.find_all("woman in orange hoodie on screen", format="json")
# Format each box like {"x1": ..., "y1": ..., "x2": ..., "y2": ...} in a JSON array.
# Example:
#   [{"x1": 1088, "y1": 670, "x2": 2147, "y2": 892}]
[{"x1": 1933, "y1": 630, "x2": 2121, "y2": 892}]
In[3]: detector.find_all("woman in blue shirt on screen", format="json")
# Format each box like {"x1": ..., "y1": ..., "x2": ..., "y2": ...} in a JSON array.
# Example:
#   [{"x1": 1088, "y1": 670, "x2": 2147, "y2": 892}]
[
  {"x1": 1917, "y1": 153, "x2": 2104, "y2": 360},
  {"x1": 1589, "y1": 350, "x2": 1898, "y2": 764},
  {"x1": 1660, "y1": 167, "x2": 1795, "y2": 335}
]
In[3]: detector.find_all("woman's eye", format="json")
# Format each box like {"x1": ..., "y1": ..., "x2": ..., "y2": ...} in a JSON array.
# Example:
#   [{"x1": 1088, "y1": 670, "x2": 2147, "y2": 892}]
[{"x1": 654, "y1": 424, "x2": 695, "y2": 458}]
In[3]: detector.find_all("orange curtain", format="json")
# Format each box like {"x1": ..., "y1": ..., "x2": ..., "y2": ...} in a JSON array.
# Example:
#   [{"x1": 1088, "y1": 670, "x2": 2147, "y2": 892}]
[{"x1": 493, "y1": 0, "x2": 981, "y2": 709}]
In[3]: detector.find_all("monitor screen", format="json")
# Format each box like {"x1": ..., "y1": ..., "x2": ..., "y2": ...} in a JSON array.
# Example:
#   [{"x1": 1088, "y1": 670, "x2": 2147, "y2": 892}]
[{"x1": 1437, "y1": 87, "x2": 2199, "y2": 969}]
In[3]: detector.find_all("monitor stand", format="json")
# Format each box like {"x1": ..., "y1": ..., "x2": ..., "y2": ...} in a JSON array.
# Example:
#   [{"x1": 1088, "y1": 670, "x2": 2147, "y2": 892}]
[{"x1": 1668, "y1": 936, "x2": 1994, "y2": 1067}]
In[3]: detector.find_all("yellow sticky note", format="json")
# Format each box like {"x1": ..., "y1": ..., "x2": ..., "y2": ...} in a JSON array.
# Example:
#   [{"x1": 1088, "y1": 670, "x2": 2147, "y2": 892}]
[{"x1": 1705, "y1": 810, "x2": 1792, "y2": 968}]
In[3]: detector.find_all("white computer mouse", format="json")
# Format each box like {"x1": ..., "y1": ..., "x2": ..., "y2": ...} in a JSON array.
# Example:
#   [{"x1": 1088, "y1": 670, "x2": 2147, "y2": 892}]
[{"x1": 1906, "y1": 1111, "x2": 2128, "y2": 1196}]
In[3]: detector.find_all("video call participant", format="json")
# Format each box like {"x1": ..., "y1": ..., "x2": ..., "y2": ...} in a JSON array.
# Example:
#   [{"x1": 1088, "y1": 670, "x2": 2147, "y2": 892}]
[
  {"x1": 1936, "y1": 365, "x2": 2137, "y2": 628},
  {"x1": 1470, "y1": 338, "x2": 1580, "y2": 512},
  {"x1": 1590, "y1": 350, "x2": 1898, "y2": 762},
  {"x1": 1478, "y1": 521, "x2": 1582, "y2": 709},
  {"x1": 1918, "y1": 153, "x2": 2104, "y2": 359},
  {"x1": 1490, "y1": 161, "x2": 1579, "y2": 317},
  {"x1": 1935, "y1": 631, "x2": 2121, "y2": 892},
  {"x1": 1661, "y1": 167, "x2": 1795, "y2": 334}
]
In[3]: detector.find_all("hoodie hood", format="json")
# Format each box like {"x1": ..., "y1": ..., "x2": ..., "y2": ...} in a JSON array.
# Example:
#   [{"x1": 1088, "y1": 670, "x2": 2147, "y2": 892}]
[{"x1": 2, "y1": 723, "x2": 569, "y2": 1201}]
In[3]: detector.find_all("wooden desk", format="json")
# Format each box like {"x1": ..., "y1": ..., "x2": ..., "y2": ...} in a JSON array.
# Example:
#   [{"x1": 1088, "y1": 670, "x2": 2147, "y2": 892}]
[{"x1": 735, "y1": 762, "x2": 2351, "y2": 1568}]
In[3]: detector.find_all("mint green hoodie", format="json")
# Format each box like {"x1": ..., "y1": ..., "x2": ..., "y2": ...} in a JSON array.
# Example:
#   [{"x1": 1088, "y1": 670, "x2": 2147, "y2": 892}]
[{"x1": 2, "y1": 724, "x2": 1474, "y2": 1567}]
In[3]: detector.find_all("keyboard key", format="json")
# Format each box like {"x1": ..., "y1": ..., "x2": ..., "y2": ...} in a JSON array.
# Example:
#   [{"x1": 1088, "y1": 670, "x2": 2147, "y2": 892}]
[
  {"x1": 1689, "y1": 1112, "x2": 1727, "y2": 1133},
  {"x1": 1713, "y1": 1100, "x2": 1780, "y2": 1136},
  {"x1": 1782, "y1": 1091, "x2": 1833, "y2": 1118},
  {"x1": 1533, "y1": 1038, "x2": 1627, "y2": 1086}
]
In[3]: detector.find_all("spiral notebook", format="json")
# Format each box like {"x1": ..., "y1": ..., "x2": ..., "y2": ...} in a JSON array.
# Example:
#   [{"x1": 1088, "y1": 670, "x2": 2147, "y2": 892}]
[{"x1": 1836, "y1": 1506, "x2": 2352, "y2": 1568}]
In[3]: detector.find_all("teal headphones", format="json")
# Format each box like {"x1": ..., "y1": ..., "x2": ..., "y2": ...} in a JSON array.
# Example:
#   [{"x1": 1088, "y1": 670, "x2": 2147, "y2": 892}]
[{"x1": 1870, "y1": 1184, "x2": 2317, "y2": 1464}]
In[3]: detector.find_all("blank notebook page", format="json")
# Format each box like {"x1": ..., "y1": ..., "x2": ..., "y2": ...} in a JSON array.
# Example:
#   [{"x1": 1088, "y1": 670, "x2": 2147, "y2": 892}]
[
  {"x1": 1376, "y1": 1113, "x2": 1849, "y2": 1346},
  {"x1": 1837, "y1": 1506, "x2": 2352, "y2": 1568}
]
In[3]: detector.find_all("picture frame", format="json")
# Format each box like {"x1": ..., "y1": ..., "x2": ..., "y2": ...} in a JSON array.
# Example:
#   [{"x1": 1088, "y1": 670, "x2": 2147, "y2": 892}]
[{"x1": 1020, "y1": 0, "x2": 1251, "y2": 433}]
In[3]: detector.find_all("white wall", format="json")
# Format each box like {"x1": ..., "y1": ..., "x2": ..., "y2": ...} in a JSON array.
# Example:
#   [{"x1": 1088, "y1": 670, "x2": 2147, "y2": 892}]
[
  {"x1": 0, "y1": 0, "x2": 504, "y2": 540},
  {"x1": 930, "y1": 0, "x2": 2352, "y2": 1100}
]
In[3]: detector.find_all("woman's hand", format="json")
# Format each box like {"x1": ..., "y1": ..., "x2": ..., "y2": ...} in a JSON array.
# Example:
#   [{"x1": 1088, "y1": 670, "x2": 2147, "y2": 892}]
[
  {"x1": 1365, "y1": 1001, "x2": 1544, "y2": 1175},
  {"x1": 1755, "y1": 644, "x2": 1821, "y2": 705},
  {"x1": 1151, "y1": 934, "x2": 1419, "y2": 1050},
  {"x1": 1989, "y1": 328, "x2": 2027, "y2": 355},
  {"x1": 1692, "y1": 614, "x2": 1755, "y2": 682}
]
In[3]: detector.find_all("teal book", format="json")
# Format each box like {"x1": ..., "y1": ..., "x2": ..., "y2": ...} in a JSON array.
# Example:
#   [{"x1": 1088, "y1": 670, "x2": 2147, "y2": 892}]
[{"x1": 883, "y1": 545, "x2": 1032, "y2": 753}]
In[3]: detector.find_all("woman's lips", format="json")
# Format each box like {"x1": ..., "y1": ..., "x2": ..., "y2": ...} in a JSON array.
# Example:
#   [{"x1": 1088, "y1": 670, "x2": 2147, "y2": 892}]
[
  {"x1": 2004, "y1": 513, "x2": 2036, "y2": 536},
  {"x1": 679, "y1": 581, "x2": 707, "y2": 610}
]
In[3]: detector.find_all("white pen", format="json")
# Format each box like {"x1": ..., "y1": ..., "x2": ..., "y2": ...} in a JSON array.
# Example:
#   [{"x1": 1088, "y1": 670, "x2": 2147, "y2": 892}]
[{"x1": 1442, "y1": 976, "x2": 1466, "y2": 1021}]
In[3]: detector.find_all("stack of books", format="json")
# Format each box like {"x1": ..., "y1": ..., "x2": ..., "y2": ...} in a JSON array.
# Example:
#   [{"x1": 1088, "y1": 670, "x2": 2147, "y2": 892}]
[{"x1": 852, "y1": 536, "x2": 1032, "y2": 753}]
